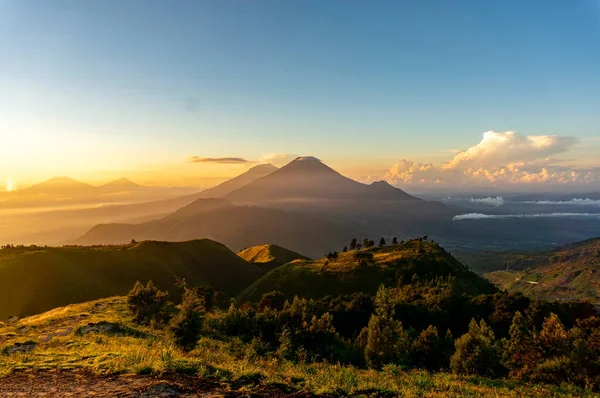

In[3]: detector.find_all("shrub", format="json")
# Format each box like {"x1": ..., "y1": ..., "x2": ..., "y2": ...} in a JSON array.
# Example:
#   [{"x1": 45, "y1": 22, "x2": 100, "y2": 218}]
[
  {"x1": 258, "y1": 291, "x2": 286, "y2": 311},
  {"x1": 171, "y1": 288, "x2": 204, "y2": 351},
  {"x1": 127, "y1": 281, "x2": 171, "y2": 325}
]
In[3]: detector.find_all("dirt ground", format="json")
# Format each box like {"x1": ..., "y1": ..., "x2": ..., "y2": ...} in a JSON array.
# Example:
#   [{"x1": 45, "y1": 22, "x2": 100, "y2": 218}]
[{"x1": 0, "y1": 371, "x2": 313, "y2": 398}]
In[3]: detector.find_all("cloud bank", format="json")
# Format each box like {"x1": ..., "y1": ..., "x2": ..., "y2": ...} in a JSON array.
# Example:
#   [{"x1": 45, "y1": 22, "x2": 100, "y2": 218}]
[
  {"x1": 386, "y1": 131, "x2": 599, "y2": 188},
  {"x1": 523, "y1": 198, "x2": 600, "y2": 206},
  {"x1": 453, "y1": 212, "x2": 600, "y2": 221},
  {"x1": 470, "y1": 197, "x2": 505, "y2": 207},
  {"x1": 188, "y1": 156, "x2": 249, "y2": 164}
]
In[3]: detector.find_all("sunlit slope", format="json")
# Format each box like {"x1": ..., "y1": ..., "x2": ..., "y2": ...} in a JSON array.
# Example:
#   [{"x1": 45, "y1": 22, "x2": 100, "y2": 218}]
[
  {"x1": 0, "y1": 239, "x2": 262, "y2": 319},
  {"x1": 484, "y1": 238, "x2": 600, "y2": 303},
  {"x1": 239, "y1": 240, "x2": 497, "y2": 302},
  {"x1": 238, "y1": 244, "x2": 310, "y2": 272}
]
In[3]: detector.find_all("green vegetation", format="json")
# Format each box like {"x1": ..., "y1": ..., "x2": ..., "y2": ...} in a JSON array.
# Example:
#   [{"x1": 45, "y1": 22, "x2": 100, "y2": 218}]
[
  {"x1": 0, "y1": 239, "x2": 262, "y2": 319},
  {"x1": 475, "y1": 238, "x2": 600, "y2": 303},
  {"x1": 238, "y1": 244, "x2": 311, "y2": 272},
  {"x1": 239, "y1": 239, "x2": 496, "y2": 303},
  {"x1": 0, "y1": 296, "x2": 593, "y2": 396}
]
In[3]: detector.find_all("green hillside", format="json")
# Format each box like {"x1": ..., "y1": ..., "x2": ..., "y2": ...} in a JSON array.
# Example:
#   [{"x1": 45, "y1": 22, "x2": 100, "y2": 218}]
[
  {"x1": 237, "y1": 244, "x2": 310, "y2": 272},
  {"x1": 0, "y1": 297, "x2": 587, "y2": 397},
  {"x1": 239, "y1": 239, "x2": 496, "y2": 302},
  {"x1": 483, "y1": 238, "x2": 600, "y2": 303},
  {"x1": 0, "y1": 239, "x2": 262, "y2": 319}
]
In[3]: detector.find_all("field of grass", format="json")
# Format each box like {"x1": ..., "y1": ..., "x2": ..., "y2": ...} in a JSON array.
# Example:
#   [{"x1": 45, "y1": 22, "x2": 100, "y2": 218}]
[
  {"x1": 239, "y1": 240, "x2": 496, "y2": 302},
  {"x1": 0, "y1": 297, "x2": 591, "y2": 397},
  {"x1": 0, "y1": 239, "x2": 262, "y2": 319}
]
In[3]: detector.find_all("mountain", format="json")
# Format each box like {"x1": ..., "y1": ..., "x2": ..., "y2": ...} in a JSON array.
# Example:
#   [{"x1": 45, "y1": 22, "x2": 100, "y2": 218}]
[
  {"x1": 76, "y1": 199, "x2": 354, "y2": 258},
  {"x1": 99, "y1": 177, "x2": 144, "y2": 191},
  {"x1": 17, "y1": 177, "x2": 95, "y2": 195},
  {"x1": 238, "y1": 239, "x2": 497, "y2": 302},
  {"x1": 482, "y1": 238, "x2": 600, "y2": 303},
  {"x1": 0, "y1": 239, "x2": 263, "y2": 319},
  {"x1": 225, "y1": 156, "x2": 419, "y2": 204},
  {"x1": 196, "y1": 163, "x2": 278, "y2": 198},
  {"x1": 238, "y1": 244, "x2": 311, "y2": 272}
]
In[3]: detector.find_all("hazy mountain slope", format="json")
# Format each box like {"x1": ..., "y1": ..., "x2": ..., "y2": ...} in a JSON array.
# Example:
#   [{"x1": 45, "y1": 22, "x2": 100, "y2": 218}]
[
  {"x1": 482, "y1": 238, "x2": 600, "y2": 303},
  {"x1": 0, "y1": 239, "x2": 262, "y2": 319},
  {"x1": 238, "y1": 239, "x2": 497, "y2": 302},
  {"x1": 238, "y1": 244, "x2": 311, "y2": 272},
  {"x1": 76, "y1": 200, "x2": 354, "y2": 258},
  {"x1": 196, "y1": 163, "x2": 277, "y2": 198},
  {"x1": 226, "y1": 156, "x2": 418, "y2": 204}
]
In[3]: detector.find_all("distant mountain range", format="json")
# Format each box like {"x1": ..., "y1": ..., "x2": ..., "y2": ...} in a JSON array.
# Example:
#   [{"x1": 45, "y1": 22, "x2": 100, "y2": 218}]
[{"x1": 75, "y1": 157, "x2": 453, "y2": 256}]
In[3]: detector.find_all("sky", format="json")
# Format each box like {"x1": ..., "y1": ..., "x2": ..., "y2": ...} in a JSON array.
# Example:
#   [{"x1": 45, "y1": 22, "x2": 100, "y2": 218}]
[{"x1": 1, "y1": 0, "x2": 599, "y2": 192}]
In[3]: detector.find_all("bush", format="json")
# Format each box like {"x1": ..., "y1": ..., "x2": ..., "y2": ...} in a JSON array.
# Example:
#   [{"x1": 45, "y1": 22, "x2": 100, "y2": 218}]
[
  {"x1": 127, "y1": 281, "x2": 171, "y2": 325},
  {"x1": 170, "y1": 288, "x2": 204, "y2": 351},
  {"x1": 258, "y1": 291, "x2": 286, "y2": 311}
]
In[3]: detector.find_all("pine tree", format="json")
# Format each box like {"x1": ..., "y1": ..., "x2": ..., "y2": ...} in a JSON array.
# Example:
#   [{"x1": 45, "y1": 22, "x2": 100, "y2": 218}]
[
  {"x1": 379, "y1": 238, "x2": 386, "y2": 247},
  {"x1": 392, "y1": 237, "x2": 398, "y2": 245},
  {"x1": 450, "y1": 318, "x2": 503, "y2": 377},
  {"x1": 537, "y1": 313, "x2": 569, "y2": 357},
  {"x1": 365, "y1": 285, "x2": 411, "y2": 368},
  {"x1": 350, "y1": 238, "x2": 357, "y2": 250},
  {"x1": 503, "y1": 311, "x2": 539, "y2": 379},
  {"x1": 170, "y1": 288, "x2": 204, "y2": 351}
]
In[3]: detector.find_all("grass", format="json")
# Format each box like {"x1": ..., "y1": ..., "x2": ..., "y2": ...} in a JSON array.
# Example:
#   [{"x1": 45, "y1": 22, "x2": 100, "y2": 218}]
[
  {"x1": 0, "y1": 297, "x2": 592, "y2": 396},
  {"x1": 239, "y1": 240, "x2": 496, "y2": 302},
  {"x1": 238, "y1": 244, "x2": 311, "y2": 272},
  {"x1": 0, "y1": 239, "x2": 263, "y2": 319}
]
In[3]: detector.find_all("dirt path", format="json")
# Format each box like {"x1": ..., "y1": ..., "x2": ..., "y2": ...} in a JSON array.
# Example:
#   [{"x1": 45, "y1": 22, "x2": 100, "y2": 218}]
[{"x1": 0, "y1": 371, "x2": 310, "y2": 397}]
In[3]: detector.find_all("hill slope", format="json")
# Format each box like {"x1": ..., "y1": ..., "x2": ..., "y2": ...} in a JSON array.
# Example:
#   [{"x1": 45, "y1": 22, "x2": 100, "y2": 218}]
[
  {"x1": 76, "y1": 200, "x2": 354, "y2": 258},
  {"x1": 483, "y1": 238, "x2": 600, "y2": 303},
  {"x1": 239, "y1": 239, "x2": 496, "y2": 302},
  {"x1": 0, "y1": 239, "x2": 262, "y2": 319},
  {"x1": 238, "y1": 244, "x2": 311, "y2": 272}
]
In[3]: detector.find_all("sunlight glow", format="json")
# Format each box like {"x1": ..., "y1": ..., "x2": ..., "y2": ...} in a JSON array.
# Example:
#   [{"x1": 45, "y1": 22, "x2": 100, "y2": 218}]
[{"x1": 5, "y1": 179, "x2": 15, "y2": 192}]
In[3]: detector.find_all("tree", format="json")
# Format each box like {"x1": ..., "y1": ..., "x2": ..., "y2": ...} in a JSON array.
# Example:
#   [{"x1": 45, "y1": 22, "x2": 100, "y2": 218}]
[
  {"x1": 259, "y1": 291, "x2": 286, "y2": 311},
  {"x1": 365, "y1": 285, "x2": 411, "y2": 368},
  {"x1": 379, "y1": 238, "x2": 386, "y2": 247},
  {"x1": 127, "y1": 281, "x2": 171, "y2": 325},
  {"x1": 368, "y1": 240, "x2": 375, "y2": 248},
  {"x1": 343, "y1": 246, "x2": 348, "y2": 253},
  {"x1": 537, "y1": 313, "x2": 570, "y2": 358},
  {"x1": 503, "y1": 311, "x2": 539, "y2": 379},
  {"x1": 170, "y1": 288, "x2": 204, "y2": 351},
  {"x1": 350, "y1": 238, "x2": 358, "y2": 250},
  {"x1": 363, "y1": 238, "x2": 370, "y2": 248},
  {"x1": 411, "y1": 325, "x2": 450, "y2": 371},
  {"x1": 450, "y1": 318, "x2": 503, "y2": 377},
  {"x1": 392, "y1": 237, "x2": 398, "y2": 245},
  {"x1": 355, "y1": 243, "x2": 363, "y2": 250}
]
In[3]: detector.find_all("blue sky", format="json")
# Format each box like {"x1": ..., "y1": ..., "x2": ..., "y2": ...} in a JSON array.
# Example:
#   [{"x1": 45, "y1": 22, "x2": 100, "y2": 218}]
[{"x1": 1, "y1": 0, "x2": 599, "y2": 189}]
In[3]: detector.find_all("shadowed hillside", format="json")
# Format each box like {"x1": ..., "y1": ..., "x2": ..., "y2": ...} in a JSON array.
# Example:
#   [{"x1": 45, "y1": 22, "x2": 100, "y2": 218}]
[
  {"x1": 239, "y1": 239, "x2": 497, "y2": 303},
  {"x1": 76, "y1": 199, "x2": 354, "y2": 258},
  {"x1": 481, "y1": 238, "x2": 600, "y2": 303},
  {"x1": 0, "y1": 239, "x2": 262, "y2": 319},
  {"x1": 238, "y1": 244, "x2": 311, "y2": 272}
]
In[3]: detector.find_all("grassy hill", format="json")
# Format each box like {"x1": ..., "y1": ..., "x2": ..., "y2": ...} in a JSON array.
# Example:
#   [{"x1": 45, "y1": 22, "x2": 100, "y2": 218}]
[
  {"x1": 239, "y1": 239, "x2": 496, "y2": 303},
  {"x1": 0, "y1": 297, "x2": 587, "y2": 397},
  {"x1": 483, "y1": 238, "x2": 600, "y2": 303},
  {"x1": 0, "y1": 239, "x2": 262, "y2": 319},
  {"x1": 238, "y1": 244, "x2": 311, "y2": 272}
]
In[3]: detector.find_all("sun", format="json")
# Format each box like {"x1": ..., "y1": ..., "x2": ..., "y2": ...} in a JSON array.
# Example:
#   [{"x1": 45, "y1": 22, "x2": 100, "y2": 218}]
[{"x1": 5, "y1": 179, "x2": 15, "y2": 192}]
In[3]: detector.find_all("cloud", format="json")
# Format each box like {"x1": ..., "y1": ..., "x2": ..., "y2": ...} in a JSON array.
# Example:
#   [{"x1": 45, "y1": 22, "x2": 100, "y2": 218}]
[
  {"x1": 453, "y1": 212, "x2": 600, "y2": 221},
  {"x1": 470, "y1": 197, "x2": 505, "y2": 206},
  {"x1": 385, "y1": 131, "x2": 598, "y2": 188},
  {"x1": 188, "y1": 156, "x2": 249, "y2": 164},
  {"x1": 259, "y1": 153, "x2": 298, "y2": 167},
  {"x1": 523, "y1": 198, "x2": 600, "y2": 206}
]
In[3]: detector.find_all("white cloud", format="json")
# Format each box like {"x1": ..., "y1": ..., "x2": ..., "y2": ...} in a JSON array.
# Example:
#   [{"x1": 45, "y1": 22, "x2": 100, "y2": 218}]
[
  {"x1": 470, "y1": 197, "x2": 505, "y2": 206},
  {"x1": 453, "y1": 212, "x2": 600, "y2": 221},
  {"x1": 385, "y1": 131, "x2": 598, "y2": 188},
  {"x1": 523, "y1": 198, "x2": 600, "y2": 206}
]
